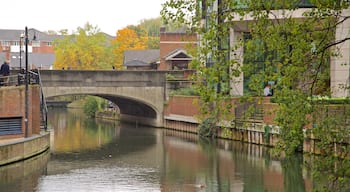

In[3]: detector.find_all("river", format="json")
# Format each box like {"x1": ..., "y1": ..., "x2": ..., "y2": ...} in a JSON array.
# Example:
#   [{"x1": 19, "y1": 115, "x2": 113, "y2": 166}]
[{"x1": 0, "y1": 108, "x2": 315, "y2": 192}]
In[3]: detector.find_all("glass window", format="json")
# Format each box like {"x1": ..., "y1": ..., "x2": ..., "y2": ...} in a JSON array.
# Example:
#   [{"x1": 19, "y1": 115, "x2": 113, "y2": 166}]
[
  {"x1": 2, "y1": 41, "x2": 11, "y2": 46},
  {"x1": 32, "y1": 41, "x2": 40, "y2": 47},
  {"x1": 13, "y1": 41, "x2": 20, "y2": 46}
]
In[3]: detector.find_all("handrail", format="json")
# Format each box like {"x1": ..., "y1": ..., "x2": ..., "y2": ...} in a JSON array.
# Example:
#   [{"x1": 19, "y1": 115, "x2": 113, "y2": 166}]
[{"x1": 35, "y1": 70, "x2": 48, "y2": 131}]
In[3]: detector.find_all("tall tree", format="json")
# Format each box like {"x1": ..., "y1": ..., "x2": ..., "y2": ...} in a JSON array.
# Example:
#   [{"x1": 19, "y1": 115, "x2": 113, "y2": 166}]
[
  {"x1": 112, "y1": 28, "x2": 147, "y2": 69},
  {"x1": 53, "y1": 23, "x2": 115, "y2": 70},
  {"x1": 128, "y1": 17, "x2": 162, "y2": 49}
]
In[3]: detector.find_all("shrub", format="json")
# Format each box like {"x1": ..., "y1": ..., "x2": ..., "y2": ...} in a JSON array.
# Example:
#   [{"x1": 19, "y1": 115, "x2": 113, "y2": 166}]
[{"x1": 83, "y1": 96, "x2": 98, "y2": 117}]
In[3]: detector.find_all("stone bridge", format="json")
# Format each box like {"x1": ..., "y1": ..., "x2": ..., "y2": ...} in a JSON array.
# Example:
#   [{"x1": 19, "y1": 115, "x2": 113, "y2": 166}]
[{"x1": 39, "y1": 70, "x2": 167, "y2": 127}]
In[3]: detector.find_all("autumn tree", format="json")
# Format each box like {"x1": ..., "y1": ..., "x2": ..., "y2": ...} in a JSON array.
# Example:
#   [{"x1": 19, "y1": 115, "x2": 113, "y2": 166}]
[
  {"x1": 126, "y1": 17, "x2": 162, "y2": 49},
  {"x1": 112, "y1": 28, "x2": 147, "y2": 69},
  {"x1": 54, "y1": 23, "x2": 115, "y2": 70}
]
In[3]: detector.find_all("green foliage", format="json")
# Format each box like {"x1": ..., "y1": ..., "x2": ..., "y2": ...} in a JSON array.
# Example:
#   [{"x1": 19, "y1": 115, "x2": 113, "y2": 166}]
[
  {"x1": 170, "y1": 87, "x2": 199, "y2": 96},
  {"x1": 162, "y1": 0, "x2": 350, "y2": 190},
  {"x1": 53, "y1": 22, "x2": 116, "y2": 70},
  {"x1": 263, "y1": 125, "x2": 271, "y2": 144},
  {"x1": 198, "y1": 117, "x2": 217, "y2": 138},
  {"x1": 83, "y1": 96, "x2": 99, "y2": 117},
  {"x1": 127, "y1": 17, "x2": 162, "y2": 49},
  {"x1": 162, "y1": 0, "x2": 238, "y2": 126}
]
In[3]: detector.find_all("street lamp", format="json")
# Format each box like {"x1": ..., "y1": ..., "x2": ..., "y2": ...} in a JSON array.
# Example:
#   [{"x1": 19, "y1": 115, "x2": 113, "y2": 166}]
[
  {"x1": 24, "y1": 26, "x2": 36, "y2": 137},
  {"x1": 20, "y1": 33, "x2": 24, "y2": 72},
  {"x1": 24, "y1": 26, "x2": 29, "y2": 137}
]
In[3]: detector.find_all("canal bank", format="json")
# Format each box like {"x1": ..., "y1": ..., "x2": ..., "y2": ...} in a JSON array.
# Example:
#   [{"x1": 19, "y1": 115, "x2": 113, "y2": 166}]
[
  {"x1": 163, "y1": 95, "x2": 348, "y2": 154},
  {"x1": 0, "y1": 132, "x2": 50, "y2": 166},
  {"x1": 0, "y1": 84, "x2": 50, "y2": 166}
]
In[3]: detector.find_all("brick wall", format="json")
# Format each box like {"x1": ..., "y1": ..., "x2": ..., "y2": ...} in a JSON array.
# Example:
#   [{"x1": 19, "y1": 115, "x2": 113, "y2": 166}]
[
  {"x1": 159, "y1": 31, "x2": 197, "y2": 70},
  {"x1": 165, "y1": 96, "x2": 200, "y2": 117},
  {"x1": 165, "y1": 95, "x2": 278, "y2": 125},
  {"x1": 0, "y1": 85, "x2": 40, "y2": 139}
]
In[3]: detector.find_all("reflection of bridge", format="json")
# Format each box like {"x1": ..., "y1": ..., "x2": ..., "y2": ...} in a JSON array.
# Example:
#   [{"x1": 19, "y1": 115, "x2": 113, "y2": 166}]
[{"x1": 39, "y1": 70, "x2": 167, "y2": 127}]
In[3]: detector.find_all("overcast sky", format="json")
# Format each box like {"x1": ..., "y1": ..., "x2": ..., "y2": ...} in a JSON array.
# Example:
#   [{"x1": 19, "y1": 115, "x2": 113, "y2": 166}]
[{"x1": 2, "y1": 0, "x2": 165, "y2": 36}]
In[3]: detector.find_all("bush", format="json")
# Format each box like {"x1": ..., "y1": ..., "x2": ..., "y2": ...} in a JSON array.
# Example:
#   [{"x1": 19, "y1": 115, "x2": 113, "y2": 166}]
[
  {"x1": 170, "y1": 87, "x2": 199, "y2": 96},
  {"x1": 83, "y1": 96, "x2": 98, "y2": 117},
  {"x1": 198, "y1": 117, "x2": 217, "y2": 138}
]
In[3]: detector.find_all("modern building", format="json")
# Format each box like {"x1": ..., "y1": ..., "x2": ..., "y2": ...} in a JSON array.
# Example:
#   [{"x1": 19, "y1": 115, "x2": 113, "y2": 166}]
[
  {"x1": 0, "y1": 28, "x2": 64, "y2": 70},
  {"x1": 201, "y1": 0, "x2": 350, "y2": 98}
]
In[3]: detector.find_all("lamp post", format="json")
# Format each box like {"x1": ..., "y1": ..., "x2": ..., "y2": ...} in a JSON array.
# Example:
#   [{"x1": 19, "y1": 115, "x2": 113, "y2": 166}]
[
  {"x1": 24, "y1": 26, "x2": 29, "y2": 137},
  {"x1": 19, "y1": 33, "x2": 24, "y2": 72}
]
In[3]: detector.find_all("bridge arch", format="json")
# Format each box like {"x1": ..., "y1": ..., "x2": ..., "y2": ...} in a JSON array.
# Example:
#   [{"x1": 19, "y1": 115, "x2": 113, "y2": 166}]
[{"x1": 40, "y1": 70, "x2": 166, "y2": 127}]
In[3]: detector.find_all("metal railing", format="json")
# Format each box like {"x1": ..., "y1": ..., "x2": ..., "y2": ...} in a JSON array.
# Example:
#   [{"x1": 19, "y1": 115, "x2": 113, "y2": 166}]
[{"x1": 36, "y1": 70, "x2": 48, "y2": 130}]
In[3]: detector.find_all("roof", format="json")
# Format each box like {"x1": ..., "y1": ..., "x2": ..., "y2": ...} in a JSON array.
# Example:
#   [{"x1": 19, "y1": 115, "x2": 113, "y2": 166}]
[
  {"x1": 0, "y1": 28, "x2": 64, "y2": 42},
  {"x1": 123, "y1": 49, "x2": 160, "y2": 65},
  {"x1": 164, "y1": 49, "x2": 192, "y2": 61},
  {"x1": 124, "y1": 60, "x2": 150, "y2": 67},
  {"x1": 1, "y1": 52, "x2": 55, "y2": 68}
]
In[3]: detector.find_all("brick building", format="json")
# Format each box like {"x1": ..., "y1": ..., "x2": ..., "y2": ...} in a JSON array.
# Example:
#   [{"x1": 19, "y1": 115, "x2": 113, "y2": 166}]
[
  {"x1": 0, "y1": 28, "x2": 64, "y2": 70},
  {"x1": 159, "y1": 26, "x2": 197, "y2": 70}
]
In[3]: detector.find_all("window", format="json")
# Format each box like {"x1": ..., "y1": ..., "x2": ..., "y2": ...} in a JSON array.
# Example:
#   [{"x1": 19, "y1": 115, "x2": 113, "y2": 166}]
[
  {"x1": 47, "y1": 42, "x2": 52, "y2": 46},
  {"x1": 1, "y1": 41, "x2": 11, "y2": 46},
  {"x1": 32, "y1": 41, "x2": 40, "y2": 47},
  {"x1": 13, "y1": 41, "x2": 20, "y2": 46}
]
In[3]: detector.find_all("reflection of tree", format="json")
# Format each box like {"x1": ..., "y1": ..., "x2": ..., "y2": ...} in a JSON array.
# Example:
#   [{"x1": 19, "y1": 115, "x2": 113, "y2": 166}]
[
  {"x1": 309, "y1": 154, "x2": 350, "y2": 192},
  {"x1": 282, "y1": 154, "x2": 306, "y2": 192},
  {"x1": 49, "y1": 108, "x2": 117, "y2": 153},
  {"x1": 198, "y1": 137, "x2": 230, "y2": 192}
]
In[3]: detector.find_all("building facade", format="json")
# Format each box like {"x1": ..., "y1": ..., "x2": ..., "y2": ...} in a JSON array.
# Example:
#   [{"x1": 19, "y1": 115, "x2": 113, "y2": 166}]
[
  {"x1": 159, "y1": 27, "x2": 197, "y2": 70},
  {"x1": 203, "y1": 0, "x2": 350, "y2": 98},
  {"x1": 0, "y1": 28, "x2": 63, "y2": 70}
]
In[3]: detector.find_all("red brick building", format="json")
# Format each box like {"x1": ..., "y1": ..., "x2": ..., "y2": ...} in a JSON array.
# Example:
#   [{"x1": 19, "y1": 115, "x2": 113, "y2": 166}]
[
  {"x1": 159, "y1": 27, "x2": 197, "y2": 70},
  {"x1": 0, "y1": 28, "x2": 64, "y2": 69}
]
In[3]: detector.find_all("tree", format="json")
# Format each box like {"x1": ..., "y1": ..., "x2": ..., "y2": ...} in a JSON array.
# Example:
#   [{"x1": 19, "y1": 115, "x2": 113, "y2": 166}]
[
  {"x1": 111, "y1": 28, "x2": 147, "y2": 69},
  {"x1": 162, "y1": 0, "x2": 239, "y2": 138},
  {"x1": 53, "y1": 22, "x2": 115, "y2": 70},
  {"x1": 162, "y1": 1, "x2": 350, "y2": 190}
]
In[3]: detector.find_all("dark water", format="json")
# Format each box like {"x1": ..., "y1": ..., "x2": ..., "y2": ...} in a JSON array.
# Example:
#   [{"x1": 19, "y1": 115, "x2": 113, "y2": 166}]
[{"x1": 0, "y1": 108, "x2": 314, "y2": 192}]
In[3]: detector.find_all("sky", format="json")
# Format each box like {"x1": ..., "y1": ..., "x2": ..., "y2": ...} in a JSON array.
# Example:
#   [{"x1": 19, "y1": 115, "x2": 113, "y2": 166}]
[{"x1": 2, "y1": 0, "x2": 166, "y2": 36}]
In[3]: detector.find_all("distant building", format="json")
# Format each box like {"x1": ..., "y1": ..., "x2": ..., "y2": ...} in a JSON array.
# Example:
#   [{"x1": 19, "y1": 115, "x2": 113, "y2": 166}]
[
  {"x1": 123, "y1": 49, "x2": 160, "y2": 70},
  {"x1": 0, "y1": 28, "x2": 115, "y2": 70},
  {"x1": 0, "y1": 28, "x2": 64, "y2": 70}
]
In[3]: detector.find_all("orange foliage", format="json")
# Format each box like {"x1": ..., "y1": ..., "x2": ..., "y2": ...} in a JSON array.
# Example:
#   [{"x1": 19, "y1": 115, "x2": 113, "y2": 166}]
[{"x1": 112, "y1": 28, "x2": 148, "y2": 69}]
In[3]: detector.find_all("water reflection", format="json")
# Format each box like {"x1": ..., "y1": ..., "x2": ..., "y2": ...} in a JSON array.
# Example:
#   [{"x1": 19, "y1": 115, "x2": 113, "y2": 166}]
[
  {"x1": 0, "y1": 150, "x2": 49, "y2": 192},
  {"x1": 0, "y1": 108, "x2": 316, "y2": 191},
  {"x1": 49, "y1": 108, "x2": 120, "y2": 153},
  {"x1": 162, "y1": 130, "x2": 312, "y2": 192}
]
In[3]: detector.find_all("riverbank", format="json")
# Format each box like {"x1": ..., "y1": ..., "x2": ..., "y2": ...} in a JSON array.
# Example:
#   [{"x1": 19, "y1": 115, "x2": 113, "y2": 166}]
[
  {"x1": 0, "y1": 85, "x2": 50, "y2": 166},
  {"x1": 0, "y1": 131, "x2": 50, "y2": 166},
  {"x1": 163, "y1": 95, "x2": 347, "y2": 154}
]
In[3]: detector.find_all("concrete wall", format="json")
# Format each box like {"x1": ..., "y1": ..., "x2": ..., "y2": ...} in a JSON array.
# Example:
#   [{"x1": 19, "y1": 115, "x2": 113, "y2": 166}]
[
  {"x1": 0, "y1": 132, "x2": 50, "y2": 166},
  {"x1": 331, "y1": 8, "x2": 350, "y2": 97}
]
